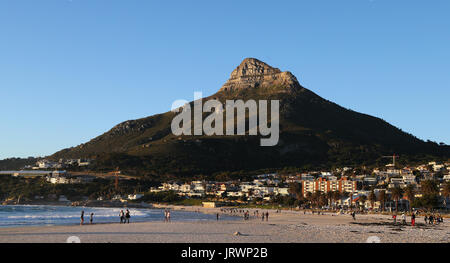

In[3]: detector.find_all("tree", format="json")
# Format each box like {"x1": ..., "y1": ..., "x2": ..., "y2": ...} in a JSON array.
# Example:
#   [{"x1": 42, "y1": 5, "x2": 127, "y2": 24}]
[
  {"x1": 326, "y1": 191, "x2": 333, "y2": 207},
  {"x1": 443, "y1": 181, "x2": 450, "y2": 207},
  {"x1": 442, "y1": 181, "x2": 450, "y2": 198},
  {"x1": 368, "y1": 190, "x2": 376, "y2": 210},
  {"x1": 404, "y1": 184, "x2": 415, "y2": 213},
  {"x1": 305, "y1": 192, "x2": 312, "y2": 207},
  {"x1": 417, "y1": 180, "x2": 441, "y2": 210},
  {"x1": 420, "y1": 180, "x2": 439, "y2": 195},
  {"x1": 332, "y1": 191, "x2": 342, "y2": 209},
  {"x1": 359, "y1": 195, "x2": 367, "y2": 210},
  {"x1": 312, "y1": 191, "x2": 323, "y2": 208},
  {"x1": 378, "y1": 190, "x2": 386, "y2": 212},
  {"x1": 391, "y1": 186, "x2": 404, "y2": 212},
  {"x1": 319, "y1": 192, "x2": 328, "y2": 207},
  {"x1": 412, "y1": 194, "x2": 439, "y2": 211},
  {"x1": 349, "y1": 191, "x2": 354, "y2": 209},
  {"x1": 288, "y1": 182, "x2": 303, "y2": 201},
  {"x1": 220, "y1": 190, "x2": 228, "y2": 199}
]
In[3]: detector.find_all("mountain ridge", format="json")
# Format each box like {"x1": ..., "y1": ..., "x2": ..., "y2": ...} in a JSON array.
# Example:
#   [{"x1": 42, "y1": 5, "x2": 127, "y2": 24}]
[{"x1": 51, "y1": 58, "x2": 450, "y2": 176}]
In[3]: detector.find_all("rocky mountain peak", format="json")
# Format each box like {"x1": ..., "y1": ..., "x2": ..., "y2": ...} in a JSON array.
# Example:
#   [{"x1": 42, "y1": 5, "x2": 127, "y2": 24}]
[
  {"x1": 219, "y1": 58, "x2": 300, "y2": 93},
  {"x1": 230, "y1": 58, "x2": 281, "y2": 78}
]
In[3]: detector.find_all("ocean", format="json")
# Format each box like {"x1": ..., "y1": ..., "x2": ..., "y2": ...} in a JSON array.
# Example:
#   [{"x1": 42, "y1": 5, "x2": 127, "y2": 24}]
[{"x1": 0, "y1": 205, "x2": 235, "y2": 227}]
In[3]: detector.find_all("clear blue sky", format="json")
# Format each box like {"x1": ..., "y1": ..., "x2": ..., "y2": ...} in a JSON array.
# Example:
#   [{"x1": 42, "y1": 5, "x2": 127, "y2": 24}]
[{"x1": 0, "y1": 0, "x2": 449, "y2": 159}]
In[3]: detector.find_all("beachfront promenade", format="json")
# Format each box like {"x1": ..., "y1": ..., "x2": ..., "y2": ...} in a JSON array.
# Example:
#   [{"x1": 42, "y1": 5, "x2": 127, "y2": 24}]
[{"x1": 0, "y1": 207, "x2": 448, "y2": 243}]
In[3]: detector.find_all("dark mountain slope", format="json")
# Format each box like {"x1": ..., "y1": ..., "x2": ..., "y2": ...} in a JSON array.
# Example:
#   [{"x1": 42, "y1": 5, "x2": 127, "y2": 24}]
[{"x1": 52, "y1": 58, "x2": 449, "y2": 175}]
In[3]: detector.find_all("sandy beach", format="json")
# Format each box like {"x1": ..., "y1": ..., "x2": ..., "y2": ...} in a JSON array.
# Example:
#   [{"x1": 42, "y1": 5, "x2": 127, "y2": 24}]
[{"x1": 0, "y1": 206, "x2": 448, "y2": 243}]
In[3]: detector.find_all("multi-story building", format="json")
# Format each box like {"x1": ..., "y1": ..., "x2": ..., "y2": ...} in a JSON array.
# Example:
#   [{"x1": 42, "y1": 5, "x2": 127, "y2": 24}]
[
  {"x1": 302, "y1": 180, "x2": 315, "y2": 196},
  {"x1": 180, "y1": 183, "x2": 191, "y2": 193},
  {"x1": 443, "y1": 174, "x2": 450, "y2": 181},
  {"x1": 340, "y1": 177, "x2": 358, "y2": 193},
  {"x1": 363, "y1": 177, "x2": 378, "y2": 186},
  {"x1": 402, "y1": 175, "x2": 417, "y2": 185},
  {"x1": 388, "y1": 177, "x2": 405, "y2": 188},
  {"x1": 274, "y1": 187, "x2": 289, "y2": 196},
  {"x1": 302, "y1": 177, "x2": 357, "y2": 197}
]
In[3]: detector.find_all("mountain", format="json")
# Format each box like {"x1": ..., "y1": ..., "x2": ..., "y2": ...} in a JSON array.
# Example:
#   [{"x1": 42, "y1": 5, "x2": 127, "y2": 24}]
[
  {"x1": 52, "y1": 58, "x2": 449, "y2": 177},
  {"x1": 0, "y1": 157, "x2": 38, "y2": 171}
]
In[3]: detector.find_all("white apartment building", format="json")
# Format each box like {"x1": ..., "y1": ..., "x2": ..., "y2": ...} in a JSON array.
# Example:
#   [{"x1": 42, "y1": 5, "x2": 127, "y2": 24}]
[
  {"x1": 402, "y1": 175, "x2": 417, "y2": 184},
  {"x1": 180, "y1": 184, "x2": 191, "y2": 193},
  {"x1": 274, "y1": 187, "x2": 289, "y2": 196},
  {"x1": 128, "y1": 194, "x2": 144, "y2": 200}
]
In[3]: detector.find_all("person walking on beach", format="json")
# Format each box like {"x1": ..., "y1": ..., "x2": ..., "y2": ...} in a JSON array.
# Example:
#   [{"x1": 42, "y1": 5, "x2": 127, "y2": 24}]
[
  {"x1": 90, "y1": 213, "x2": 94, "y2": 224},
  {"x1": 411, "y1": 213, "x2": 415, "y2": 227},
  {"x1": 119, "y1": 210, "x2": 124, "y2": 224},
  {"x1": 80, "y1": 210, "x2": 84, "y2": 225},
  {"x1": 402, "y1": 213, "x2": 406, "y2": 225},
  {"x1": 351, "y1": 211, "x2": 356, "y2": 221},
  {"x1": 436, "y1": 214, "x2": 441, "y2": 224},
  {"x1": 393, "y1": 213, "x2": 397, "y2": 224},
  {"x1": 424, "y1": 215, "x2": 428, "y2": 224},
  {"x1": 428, "y1": 214, "x2": 434, "y2": 225},
  {"x1": 265, "y1": 212, "x2": 269, "y2": 221},
  {"x1": 261, "y1": 213, "x2": 265, "y2": 221},
  {"x1": 216, "y1": 213, "x2": 219, "y2": 221},
  {"x1": 125, "y1": 209, "x2": 131, "y2": 224},
  {"x1": 166, "y1": 210, "x2": 171, "y2": 222}
]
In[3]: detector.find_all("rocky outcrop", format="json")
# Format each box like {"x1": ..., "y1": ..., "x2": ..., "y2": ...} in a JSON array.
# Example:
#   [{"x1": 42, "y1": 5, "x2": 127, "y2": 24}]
[{"x1": 219, "y1": 58, "x2": 300, "y2": 93}]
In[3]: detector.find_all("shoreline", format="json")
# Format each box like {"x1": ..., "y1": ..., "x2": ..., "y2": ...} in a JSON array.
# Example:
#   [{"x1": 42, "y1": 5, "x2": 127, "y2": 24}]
[
  {"x1": 3, "y1": 201, "x2": 449, "y2": 220},
  {"x1": 0, "y1": 205, "x2": 448, "y2": 243},
  {"x1": 0, "y1": 203, "x2": 238, "y2": 229}
]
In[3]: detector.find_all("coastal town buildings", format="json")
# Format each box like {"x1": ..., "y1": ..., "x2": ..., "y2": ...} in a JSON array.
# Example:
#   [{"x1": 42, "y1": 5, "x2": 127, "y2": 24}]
[
  {"x1": 28, "y1": 158, "x2": 92, "y2": 170},
  {"x1": 1, "y1": 159, "x2": 449, "y2": 209}
]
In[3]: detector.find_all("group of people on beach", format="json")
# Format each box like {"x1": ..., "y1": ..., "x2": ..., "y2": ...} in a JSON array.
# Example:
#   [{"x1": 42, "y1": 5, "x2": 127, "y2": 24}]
[
  {"x1": 219, "y1": 208, "x2": 269, "y2": 221},
  {"x1": 424, "y1": 213, "x2": 444, "y2": 225},
  {"x1": 261, "y1": 211, "x2": 269, "y2": 221},
  {"x1": 119, "y1": 209, "x2": 131, "y2": 224},
  {"x1": 391, "y1": 211, "x2": 445, "y2": 227},
  {"x1": 80, "y1": 210, "x2": 94, "y2": 225},
  {"x1": 80, "y1": 209, "x2": 132, "y2": 225},
  {"x1": 164, "y1": 209, "x2": 171, "y2": 222},
  {"x1": 81, "y1": 207, "x2": 444, "y2": 228},
  {"x1": 392, "y1": 212, "x2": 415, "y2": 226}
]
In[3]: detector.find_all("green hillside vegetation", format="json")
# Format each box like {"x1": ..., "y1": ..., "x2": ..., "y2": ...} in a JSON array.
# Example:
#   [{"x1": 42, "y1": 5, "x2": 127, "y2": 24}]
[
  {"x1": 0, "y1": 157, "x2": 38, "y2": 170},
  {"x1": 0, "y1": 175, "x2": 159, "y2": 202}
]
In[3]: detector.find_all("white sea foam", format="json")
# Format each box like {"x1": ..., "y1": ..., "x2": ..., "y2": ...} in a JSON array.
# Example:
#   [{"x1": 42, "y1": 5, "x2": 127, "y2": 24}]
[{"x1": 0, "y1": 205, "x2": 231, "y2": 227}]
